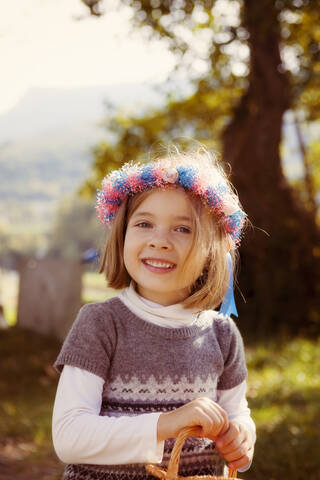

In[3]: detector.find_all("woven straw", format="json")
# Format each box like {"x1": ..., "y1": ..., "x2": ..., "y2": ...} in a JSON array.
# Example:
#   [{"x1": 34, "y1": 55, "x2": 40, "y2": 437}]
[{"x1": 146, "y1": 426, "x2": 238, "y2": 480}]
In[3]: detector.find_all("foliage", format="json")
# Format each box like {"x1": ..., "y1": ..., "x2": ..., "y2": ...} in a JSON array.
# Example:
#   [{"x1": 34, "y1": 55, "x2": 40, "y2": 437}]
[
  {"x1": 0, "y1": 325, "x2": 319, "y2": 479},
  {"x1": 290, "y1": 134, "x2": 320, "y2": 222},
  {"x1": 80, "y1": 84, "x2": 243, "y2": 196},
  {"x1": 282, "y1": 2, "x2": 320, "y2": 119},
  {"x1": 82, "y1": 0, "x2": 320, "y2": 116},
  {"x1": 308, "y1": 138, "x2": 320, "y2": 197},
  {"x1": 79, "y1": 0, "x2": 320, "y2": 337},
  {"x1": 80, "y1": 0, "x2": 320, "y2": 213}
]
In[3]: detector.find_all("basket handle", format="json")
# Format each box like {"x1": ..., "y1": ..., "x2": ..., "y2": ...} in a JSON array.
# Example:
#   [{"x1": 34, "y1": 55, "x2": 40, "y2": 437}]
[{"x1": 166, "y1": 426, "x2": 237, "y2": 480}]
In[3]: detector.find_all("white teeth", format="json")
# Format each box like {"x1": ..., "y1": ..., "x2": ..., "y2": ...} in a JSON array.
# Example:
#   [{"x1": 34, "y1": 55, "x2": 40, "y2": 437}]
[{"x1": 144, "y1": 260, "x2": 174, "y2": 268}]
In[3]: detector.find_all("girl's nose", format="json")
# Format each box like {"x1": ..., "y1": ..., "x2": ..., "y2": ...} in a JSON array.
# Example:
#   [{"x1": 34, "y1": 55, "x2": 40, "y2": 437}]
[{"x1": 148, "y1": 231, "x2": 172, "y2": 250}]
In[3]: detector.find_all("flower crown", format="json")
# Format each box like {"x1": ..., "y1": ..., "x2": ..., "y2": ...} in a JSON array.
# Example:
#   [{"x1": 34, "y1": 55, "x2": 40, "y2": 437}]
[{"x1": 96, "y1": 157, "x2": 246, "y2": 247}]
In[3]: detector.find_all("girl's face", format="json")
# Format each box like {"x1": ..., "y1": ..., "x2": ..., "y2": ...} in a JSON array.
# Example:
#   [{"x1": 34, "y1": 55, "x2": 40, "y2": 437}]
[{"x1": 124, "y1": 188, "x2": 207, "y2": 305}]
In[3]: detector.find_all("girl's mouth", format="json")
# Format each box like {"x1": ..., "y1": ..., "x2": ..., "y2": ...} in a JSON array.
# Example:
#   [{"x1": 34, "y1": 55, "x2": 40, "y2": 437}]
[{"x1": 142, "y1": 259, "x2": 177, "y2": 274}]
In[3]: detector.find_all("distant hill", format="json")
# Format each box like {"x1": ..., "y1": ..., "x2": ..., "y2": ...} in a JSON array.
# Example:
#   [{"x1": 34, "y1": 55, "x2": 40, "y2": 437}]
[
  {"x1": 0, "y1": 84, "x2": 166, "y2": 143},
  {"x1": 0, "y1": 83, "x2": 167, "y2": 233}
]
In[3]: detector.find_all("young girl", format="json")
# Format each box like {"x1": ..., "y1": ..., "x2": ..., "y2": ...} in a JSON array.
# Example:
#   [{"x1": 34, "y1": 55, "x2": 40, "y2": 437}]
[{"x1": 52, "y1": 146, "x2": 256, "y2": 480}]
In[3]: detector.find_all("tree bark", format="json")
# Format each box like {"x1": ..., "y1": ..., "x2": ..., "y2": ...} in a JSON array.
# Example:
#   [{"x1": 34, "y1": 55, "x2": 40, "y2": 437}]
[{"x1": 223, "y1": 0, "x2": 320, "y2": 336}]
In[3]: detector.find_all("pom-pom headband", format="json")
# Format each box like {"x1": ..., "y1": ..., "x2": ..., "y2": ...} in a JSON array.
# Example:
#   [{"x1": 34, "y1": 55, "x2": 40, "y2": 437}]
[{"x1": 96, "y1": 157, "x2": 246, "y2": 247}]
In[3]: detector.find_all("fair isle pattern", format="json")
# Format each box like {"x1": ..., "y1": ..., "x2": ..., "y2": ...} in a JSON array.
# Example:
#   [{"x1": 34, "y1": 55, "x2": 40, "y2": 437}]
[
  {"x1": 101, "y1": 400, "x2": 184, "y2": 417},
  {"x1": 103, "y1": 374, "x2": 218, "y2": 404},
  {"x1": 55, "y1": 297, "x2": 247, "y2": 480},
  {"x1": 161, "y1": 437, "x2": 223, "y2": 471},
  {"x1": 62, "y1": 459, "x2": 229, "y2": 480},
  {"x1": 62, "y1": 442, "x2": 225, "y2": 480}
]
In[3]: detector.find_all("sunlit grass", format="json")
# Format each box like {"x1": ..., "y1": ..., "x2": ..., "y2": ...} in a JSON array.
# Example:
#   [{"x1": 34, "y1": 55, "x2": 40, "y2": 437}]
[
  {"x1": 0, "y1": 326, "x2": 63, "y2": 477},
  {"x1": 0, "y1": 328, "x2": 59, "y2": 442},
  {"x1": 3, "y1": 305, "x2": 17, "y2": 326},
  {"x1": 243, "y1": 338, "x2": 320, "y2": 480},
  {"x1": 82, "y1": 271, "x2": 106, "y2": 289},
  {"x1": 82, "y1": 271, "x2": 118, "y2": 303},
  {"x1": 0, "y1": 268, "x2": 19, "y2": 326}
]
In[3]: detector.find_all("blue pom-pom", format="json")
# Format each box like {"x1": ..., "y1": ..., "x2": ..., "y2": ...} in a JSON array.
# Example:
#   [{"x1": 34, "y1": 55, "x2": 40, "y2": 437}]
[
  {"x1": 177, "y1": 166, "x2": 196, "y2": 189},
  {"x1": 105, "y1": 211, "x2": 115, "y2": 222},
  {"x1": 205, "y1": 187, "x2": 222, "y2": 209},
  {"x1": 230, "y1": 211, "x2": 244, "y2": 227},
  {"x1": 114, "y1": 173, "x2": 131, "y2": 194},
  {"x1": 226, "y1": 211, "x2": 245, "y2": 240},
  {"x1": 105, "y1": 198, "x2": 122, "y2": 206},
  {"x1": 140, "y1": 165, "x2": 157, "y2": 186}
]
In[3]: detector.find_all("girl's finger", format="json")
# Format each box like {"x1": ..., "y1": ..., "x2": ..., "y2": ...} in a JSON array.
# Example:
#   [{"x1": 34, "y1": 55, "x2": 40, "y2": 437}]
[
  {"x1": 216, "y1": 406, "x2": 229, "y2": 434},
  {"x1": 228, "y1": 446, "x2": 254, "y2": 470},
  {"x1": 209, "y1": 404, "x2": 229, "y2": 432},
  {"x1": 183, "y1": 398, "x2": 229, "y2": 438},
  {"x1": 210, "y1": 411, "x2": 228, "y2": 436},
  {"x1": 195, "y1": 404, "x2": 224, "y2": 436},
  {"x1": 223, "y1": 439, "x2": 250, "y2": 462},
  {"x1": 198, "y1": 413, "x2": 217, "y2": 437},
  {"x1": 217, "y1": 435, "x2": 243, "y2": 455},
  {"x1": 203, "y1": 411, "x2": 224, "y2": 437},
  {"x1": 196, "y1": 402, "x2": 222, "y2": 434},
  {"x1": 216, "y1": 425, "x2": 239, "y2": 449}
]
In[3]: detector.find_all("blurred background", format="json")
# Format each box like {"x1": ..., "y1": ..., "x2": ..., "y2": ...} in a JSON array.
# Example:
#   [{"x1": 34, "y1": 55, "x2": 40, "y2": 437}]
[{"x1": 0, "y1": 0, "x2": 319, "y2": 479}]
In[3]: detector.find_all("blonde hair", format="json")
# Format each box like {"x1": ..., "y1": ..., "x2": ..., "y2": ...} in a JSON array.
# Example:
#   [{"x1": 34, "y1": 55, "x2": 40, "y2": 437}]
[{"x1": 99, "y1": 145, "x2": 244, "y2": 311}]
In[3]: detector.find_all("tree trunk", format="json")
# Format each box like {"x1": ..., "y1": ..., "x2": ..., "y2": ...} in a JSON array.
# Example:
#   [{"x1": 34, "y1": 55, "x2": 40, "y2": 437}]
[{"x1": 223, "y1": 0, "x2": 320, "y2": 337}]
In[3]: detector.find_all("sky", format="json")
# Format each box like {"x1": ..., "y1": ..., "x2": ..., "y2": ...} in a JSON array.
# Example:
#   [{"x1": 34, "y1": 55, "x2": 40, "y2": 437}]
[{"x1": 0, "y1": 0, "x2": 176, "y2": 115}]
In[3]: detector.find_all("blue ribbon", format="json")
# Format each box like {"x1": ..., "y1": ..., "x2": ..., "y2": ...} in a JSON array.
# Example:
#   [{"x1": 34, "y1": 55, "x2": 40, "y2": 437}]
[
  {"x1": 81, "y1": 248, "x2": 100, "y2": 263},
  {"x1": 219, "y1": 253, "x2": 238, "y2": 317}
]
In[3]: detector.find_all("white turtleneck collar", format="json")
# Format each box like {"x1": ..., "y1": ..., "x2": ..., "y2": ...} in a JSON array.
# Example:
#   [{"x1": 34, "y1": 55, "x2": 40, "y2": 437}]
[{"x1": 118, "y1": 282, "x2": 201, "y2": 328}]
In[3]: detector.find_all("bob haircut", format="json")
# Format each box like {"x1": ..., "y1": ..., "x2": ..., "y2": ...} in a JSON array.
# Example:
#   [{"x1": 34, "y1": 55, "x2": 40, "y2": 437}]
[{"x1": 99, "y1": 189, "x2": 238, "y2": 312}]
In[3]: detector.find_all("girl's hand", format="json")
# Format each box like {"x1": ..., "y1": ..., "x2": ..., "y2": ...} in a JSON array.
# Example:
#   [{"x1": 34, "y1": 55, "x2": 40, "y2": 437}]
[
  {"x1": 215, "y1": 421, "x2": 254, "y2": 471},
  {"x1": 157, "y1": 397, "x2": 229, "y2": 442}
]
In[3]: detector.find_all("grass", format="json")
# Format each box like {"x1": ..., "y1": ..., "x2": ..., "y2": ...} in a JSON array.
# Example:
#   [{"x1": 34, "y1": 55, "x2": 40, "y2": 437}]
[
  {"x1": 0, "y1": 327, "x2": 319, "y2": 479},
  {"x1": 0, "y1": 328, "x2": 58, "y2": 441},
  {"x1": 0, "y1": 327, "x2": 63, "y2": 479},
  {"x1": 242, "y1": 338, "x2": 320, "y2": 480},
  {"x1": 82, "y1": 271, "x2": 106, "y2": 290},
  {"x1": 3, "y1": 305, "x2": 17, "y2": 326},
  {"x1": 82, "y1": 271, "x2": 118, "y2": 304}
]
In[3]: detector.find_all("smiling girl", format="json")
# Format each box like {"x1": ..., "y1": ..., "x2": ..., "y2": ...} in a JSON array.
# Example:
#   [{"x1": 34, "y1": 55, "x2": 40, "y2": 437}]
[{"x1": 52, "y1": 145, "x2": 255, "y2": 480}]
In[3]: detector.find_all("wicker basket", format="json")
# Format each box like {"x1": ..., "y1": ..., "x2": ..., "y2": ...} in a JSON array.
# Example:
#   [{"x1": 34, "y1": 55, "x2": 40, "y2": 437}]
[{"x1": 146, "y1": 426, "x2": 238, "y2": 480}]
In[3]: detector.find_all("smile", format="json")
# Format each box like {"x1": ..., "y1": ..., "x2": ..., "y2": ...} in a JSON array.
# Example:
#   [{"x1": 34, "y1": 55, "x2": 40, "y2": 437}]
[{"x1": 142, "y1": 258, "x2": 176, "y2": 272}]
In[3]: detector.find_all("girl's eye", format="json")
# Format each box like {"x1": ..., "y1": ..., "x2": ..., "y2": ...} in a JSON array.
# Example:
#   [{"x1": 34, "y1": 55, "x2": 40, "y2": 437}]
[
  {"x1": 136, "y1": 222, "x2": 152, "y2": 228},
  {"x1": 176, "y1": 226, "x2": 191, "y2": 234}
]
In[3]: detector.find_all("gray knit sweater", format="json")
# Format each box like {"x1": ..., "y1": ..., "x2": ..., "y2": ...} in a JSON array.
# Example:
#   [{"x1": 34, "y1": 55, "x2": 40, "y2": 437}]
[{"x1": 54, "y1": 296, "x2": 247, "y2": 480}]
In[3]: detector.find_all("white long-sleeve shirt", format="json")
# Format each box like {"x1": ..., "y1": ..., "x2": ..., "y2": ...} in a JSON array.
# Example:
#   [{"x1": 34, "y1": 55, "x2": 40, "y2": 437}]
[{"x1": 52, "y1": 284, "x2": 255, "y2": 471}]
